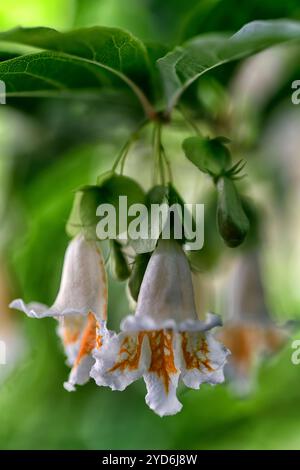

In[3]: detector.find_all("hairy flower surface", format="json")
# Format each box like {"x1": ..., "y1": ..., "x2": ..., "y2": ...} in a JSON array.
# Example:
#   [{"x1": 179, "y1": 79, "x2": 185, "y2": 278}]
[
  {"x1": 10, "y1": 234, "x2": 108, "y2": 391},
  {"x1": 91, "y1": 239, "x2": 229, "y2": 417}
]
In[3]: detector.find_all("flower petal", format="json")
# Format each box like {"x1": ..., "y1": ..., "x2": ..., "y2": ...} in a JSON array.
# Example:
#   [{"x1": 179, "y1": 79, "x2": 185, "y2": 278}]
[
  {"x1": 10, "y1": 235, "x2": 108, "y2": 321},
  {"x1": 52, "y1": 235, "x2": 108, "y2": 321},
  {"x1": 63, "y1": 313, "x2": 97, "y2": 391},
  {"x1": 177, "y1": 313, "x2": 222, "y2": 332},
  {"x1": 9, "y1": 298, "x2": 98, "y2": 319},
  {"x1": 134, "y1": 240, "x2": 198, "y2": 326},
  {"x1": 91, "y1": 332, "x2": 151, "y2": 391},
  {"x1": 144, "y1": 330, "x2": 182, "y2": 417},
  {"x1": 144, "y1": 372, "x2": 182, "y2": 417},
  {"x1": 121, "y1": 314, "x2": 177, "y2": 332},
  {"x1": 57, "y1": 314, "x2": 86, "y2": 366},
  {"x1": 180, "y1": 331, "x2": 229, "y2": 389},
  {"x1": 121, "y1": 312, "x2": 222, "y2": 333},
  {"x1": 9, "y1": 299, "x2": 50, "y2": 318},
  {"x1": 64, "y1": 355, "x2": 95, "y2": 392}
]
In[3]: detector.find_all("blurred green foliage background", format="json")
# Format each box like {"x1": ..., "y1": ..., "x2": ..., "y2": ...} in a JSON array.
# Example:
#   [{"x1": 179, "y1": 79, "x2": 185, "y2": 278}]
[{"x1": 1, "y1": 0, "x2": 300, "y2": 450}]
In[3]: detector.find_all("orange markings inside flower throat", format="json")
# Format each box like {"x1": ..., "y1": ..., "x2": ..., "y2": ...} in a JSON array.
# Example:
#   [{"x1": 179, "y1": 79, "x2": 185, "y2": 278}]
[
  {"x1": 74, "y1": 313, "x2": 96, "y2": 366},
  {"x1": 148, "y1": 330, "x2": 177, "y2": 393},
  {"x1": 108, "y1": 332, "x2": 145, "y2": 373},
  {"x1": 181, "y1": 332, "x2": 213, "y2": 372},
  {"x1": 62, "y1": 316, "x2": 85, "y2": 345},
  {"x1": 108, "y1": 330, "x2": 178, "y2": 393}
]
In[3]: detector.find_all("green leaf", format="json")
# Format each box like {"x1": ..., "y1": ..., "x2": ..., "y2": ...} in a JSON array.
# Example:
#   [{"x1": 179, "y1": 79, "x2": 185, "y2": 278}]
[
  {"x1": 216, "y1": 176, "x2": 249, "y2": 247},
  {"x1": 157, "y1": 19, "x2": 300, "y2": 111},
  {"x1": 0, "y1": 26, "x2": 155, "y2": 113},
  {"x1": 182, "y1": 135, "x2": 231, "y2": 177},
  {"x1": 179, "y1": 0, "x2": 222, "y2": 41}
]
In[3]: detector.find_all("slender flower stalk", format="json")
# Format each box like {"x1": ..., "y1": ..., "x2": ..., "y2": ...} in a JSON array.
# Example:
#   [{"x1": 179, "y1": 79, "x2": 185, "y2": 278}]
[
  {"x1": 10, "y1": 234, "x2": 109, "y2": 391},
  {"x1": 91, "y1": 239, "x2": 229, "y2": 417}
]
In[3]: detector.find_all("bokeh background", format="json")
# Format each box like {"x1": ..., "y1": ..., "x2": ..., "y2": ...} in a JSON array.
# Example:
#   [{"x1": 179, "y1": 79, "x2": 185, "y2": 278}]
[{"x1": 1, "y1": 0, "x2": 300, "y2": 450}]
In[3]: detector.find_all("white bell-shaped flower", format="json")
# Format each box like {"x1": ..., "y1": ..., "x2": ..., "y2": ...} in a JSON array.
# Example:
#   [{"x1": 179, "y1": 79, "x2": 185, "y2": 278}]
[
  {"x1": 218, "y1": 251, "x2": 287, "y2": 395},
  {"x1": 91, "y1": 239, "x2": 229, "y2": 417},
  {"x1": 10, "y1": 234, "x2": 108, "y2": 391}
]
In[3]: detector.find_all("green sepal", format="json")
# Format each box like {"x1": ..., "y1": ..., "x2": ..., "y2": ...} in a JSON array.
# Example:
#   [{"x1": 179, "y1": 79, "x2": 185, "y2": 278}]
[
  {"x1": 128, "y1": 252, "x2": 151, "y2": 301},
  {"x1": 129, "y1": 183, "x2": 187, "y2": 253},
  {"x1": 182, "y1": 135, "x2": 232, "y2": 177},
  {"x1": 66, "y1": 172, "x2": 145, "y2": 241},
  {"x1": 110, "y1": 240, "x2": 131, "y2": 281}
]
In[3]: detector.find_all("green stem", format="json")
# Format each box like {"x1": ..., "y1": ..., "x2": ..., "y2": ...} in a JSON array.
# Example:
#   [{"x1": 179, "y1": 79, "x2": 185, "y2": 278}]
[
  {"x1": 157, "y1": 124, "x2": 166, "y2": 186},
  {"x1": 112, "y1": 139, "x2": 131, "y2": 172},
  {"x1": 152, "y1": 122, "x2": 166, "y2": 186},
  {"x1": 119, "y1": 145, "x2": 130, "y2": 175},
  {"x1": 152, "y1": 123, "x2": 159, "y2": 185},
  {"x1": 161, "y1": 144, "x2": 173, "y2": 184},
  {"x1": 112, "y1": 119, "x2": 149, "y2": 173}
]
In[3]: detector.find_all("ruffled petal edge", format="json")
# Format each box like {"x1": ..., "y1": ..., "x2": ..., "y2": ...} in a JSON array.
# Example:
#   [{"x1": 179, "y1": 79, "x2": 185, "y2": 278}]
[{"x1": 121, "y1": 312, "x2": 222, "y2": 332}]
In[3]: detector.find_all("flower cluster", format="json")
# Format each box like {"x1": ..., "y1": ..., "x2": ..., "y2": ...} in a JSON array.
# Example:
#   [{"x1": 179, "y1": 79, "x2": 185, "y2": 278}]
[{"x1": 11, "y1": 235, "x2": 229, "y2": 417}]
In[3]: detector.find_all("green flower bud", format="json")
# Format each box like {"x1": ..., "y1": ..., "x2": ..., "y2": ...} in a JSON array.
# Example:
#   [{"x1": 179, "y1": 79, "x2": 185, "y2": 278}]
[
  {"x1": 217, "y1": 177, "x2": 249, "y2": 247},
  {"x1": 110, "y1": 240, "x2": 130, "y2": 281}
]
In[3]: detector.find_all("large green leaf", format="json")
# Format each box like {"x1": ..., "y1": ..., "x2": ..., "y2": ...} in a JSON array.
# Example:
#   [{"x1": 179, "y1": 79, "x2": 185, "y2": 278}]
[
  {"x1": 0, "y1": 26, "x2": 155, "y2": 115},
  {"x1": 157, "y1": 20, "x2": 300, "y2": 111}
]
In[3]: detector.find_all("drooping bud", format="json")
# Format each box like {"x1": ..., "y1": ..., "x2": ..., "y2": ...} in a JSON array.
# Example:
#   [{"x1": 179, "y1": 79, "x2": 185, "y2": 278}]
[{"x1": 216, "y1": 176, "x2": 249, "y2": 247}]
